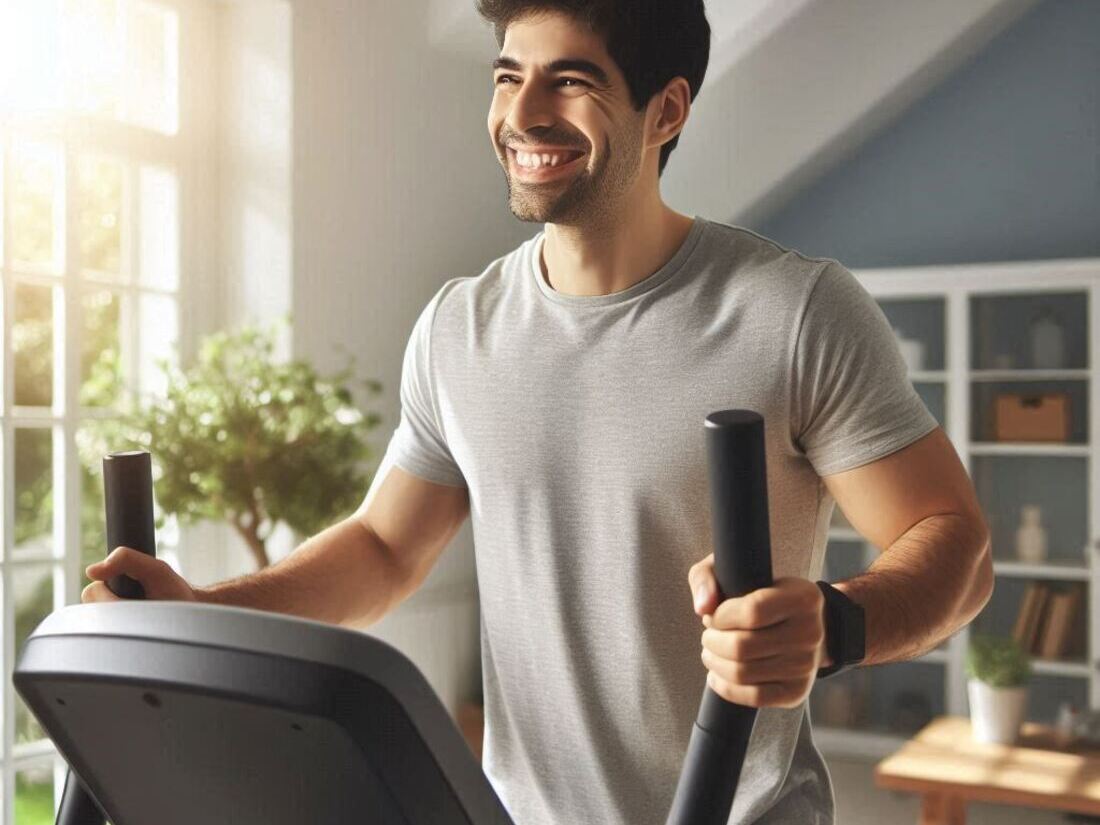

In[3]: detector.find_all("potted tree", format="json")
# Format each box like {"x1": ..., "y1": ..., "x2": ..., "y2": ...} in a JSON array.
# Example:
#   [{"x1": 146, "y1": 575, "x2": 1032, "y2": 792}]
[
  {"x1": 82, "y1": 319, "x2": 384, "y2": 569},
  {"x1": 965, "y1": 632, "x2": 1032, "y2": 744}
]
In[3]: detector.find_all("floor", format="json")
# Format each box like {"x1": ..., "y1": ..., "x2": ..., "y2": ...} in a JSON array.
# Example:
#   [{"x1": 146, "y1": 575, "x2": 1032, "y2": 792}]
[{"x1": 826, "y1": 756, "x2": 1096, "y2": 824}]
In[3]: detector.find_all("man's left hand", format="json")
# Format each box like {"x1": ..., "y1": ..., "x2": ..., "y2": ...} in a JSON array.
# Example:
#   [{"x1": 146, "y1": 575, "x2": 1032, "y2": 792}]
[{"x1": 689, "y1": 554, "x2": 831, "y2": 709}]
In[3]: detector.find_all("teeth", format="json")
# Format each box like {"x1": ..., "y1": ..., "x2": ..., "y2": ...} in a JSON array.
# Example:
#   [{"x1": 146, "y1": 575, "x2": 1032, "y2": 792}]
[{"x1": 516, "y1": 150, "x2": 576, "y2": 169}]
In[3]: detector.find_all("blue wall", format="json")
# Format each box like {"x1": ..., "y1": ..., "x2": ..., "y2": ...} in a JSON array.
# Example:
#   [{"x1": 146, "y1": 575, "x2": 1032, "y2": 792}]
[{"x1": 753, "y1": 0, "x2": 1099, "y2": 268}]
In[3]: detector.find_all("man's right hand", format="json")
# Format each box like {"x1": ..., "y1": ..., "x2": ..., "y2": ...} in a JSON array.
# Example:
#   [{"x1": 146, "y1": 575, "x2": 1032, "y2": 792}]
[{"x1": 82, "y1": 546, "x2": 197, "y2": 603}]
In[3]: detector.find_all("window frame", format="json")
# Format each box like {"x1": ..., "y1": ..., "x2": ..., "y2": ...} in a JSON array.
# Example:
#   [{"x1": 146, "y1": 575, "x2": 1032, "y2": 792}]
[{"x1": 0, "y1": 0, "x2": 220, "y2": 817}]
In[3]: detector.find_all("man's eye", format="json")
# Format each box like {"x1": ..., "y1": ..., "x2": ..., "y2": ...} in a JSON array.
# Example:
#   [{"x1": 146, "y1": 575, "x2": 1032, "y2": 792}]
[{"x1": 493, "y1": 76, "x2": 589, "y2": 88}]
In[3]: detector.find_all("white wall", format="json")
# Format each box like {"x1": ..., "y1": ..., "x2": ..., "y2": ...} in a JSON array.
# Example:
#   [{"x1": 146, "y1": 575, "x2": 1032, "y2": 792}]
[
  {"x1": 218, "y1": 0, "x2": 293, "y2": 350},
  {"x1": 289, "y1": 0, "x2": 533, "y2": 714},
  {"x1": 176, "y1": 0, "x2": 296, "y2": 589}
]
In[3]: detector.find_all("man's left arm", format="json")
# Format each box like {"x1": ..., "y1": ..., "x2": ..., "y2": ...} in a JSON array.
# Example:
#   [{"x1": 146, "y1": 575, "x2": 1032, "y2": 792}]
[
  {"x1": 691, "y1": 425, "x2": 993, "y2": 709},
  {"x1": 817, "y1": 425, "x2": 993, "y2": 667}
]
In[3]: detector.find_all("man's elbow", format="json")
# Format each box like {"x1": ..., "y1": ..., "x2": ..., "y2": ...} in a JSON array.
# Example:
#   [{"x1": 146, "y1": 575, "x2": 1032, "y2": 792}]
[{"x1": 961, "y1": 523, "x2": 994, "y2": 624}]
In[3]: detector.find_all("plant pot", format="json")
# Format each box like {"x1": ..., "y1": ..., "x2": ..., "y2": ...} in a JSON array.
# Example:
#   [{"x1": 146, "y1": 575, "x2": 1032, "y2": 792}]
[{"x1": 967, "y1": 678, "x2": 1028, "y2": 744}]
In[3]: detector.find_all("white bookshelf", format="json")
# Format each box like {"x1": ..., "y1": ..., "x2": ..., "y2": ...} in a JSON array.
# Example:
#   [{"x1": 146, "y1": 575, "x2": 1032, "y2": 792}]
[{"x1": 810, "y1": 258, "x2": 1100, "y2": 756}]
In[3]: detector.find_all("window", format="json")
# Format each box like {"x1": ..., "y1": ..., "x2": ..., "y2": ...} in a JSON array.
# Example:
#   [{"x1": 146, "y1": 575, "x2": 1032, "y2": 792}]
[{"x1": 0, "y1": 1, "x2": 196, "y2": 819}]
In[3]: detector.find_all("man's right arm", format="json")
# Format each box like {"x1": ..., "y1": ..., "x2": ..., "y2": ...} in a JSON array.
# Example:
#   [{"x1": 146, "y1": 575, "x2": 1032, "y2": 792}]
[
  {"x1": 195, "y1": 517, "x2": 408, "y2": 628},
  {"x1": 84, "y1": 465, "x2": 471, "y2": 629}
]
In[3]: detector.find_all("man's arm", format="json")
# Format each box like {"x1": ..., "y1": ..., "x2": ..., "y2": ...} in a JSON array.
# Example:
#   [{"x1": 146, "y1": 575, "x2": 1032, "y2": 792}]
[
  {"x1": 820, "y1": 425, "x2": 994, "y2": 666},
  {"x1": 196, "y1": 517, "x2": 405, "y2": 627},
  {"x1": 691, "y1": 424, "x2": 993, "y2": 709},
  {"x1": 200, "y1": 464, "x2": 470, "y2": 627},
  {"x1": 86, "y1": 465, "x2": 470, "y2": 630}
]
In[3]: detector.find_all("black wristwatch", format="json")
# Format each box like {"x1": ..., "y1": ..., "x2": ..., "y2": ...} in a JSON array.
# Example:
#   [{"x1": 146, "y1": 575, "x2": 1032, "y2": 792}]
[{"x1": 815, "y1": 580, "x2": 865, "y2": 679}]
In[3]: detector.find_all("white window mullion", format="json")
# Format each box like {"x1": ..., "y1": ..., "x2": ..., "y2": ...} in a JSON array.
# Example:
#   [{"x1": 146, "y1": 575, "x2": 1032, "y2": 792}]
[
  {"x1": 62, "y1": 140, "x2": 83, "y2": 608},
  {"x1": 126, "y1": 160, "x2": 141, "y2": 408},
  {"x1": 1, "y1": 129, "x2": 16, "y2": 825}
]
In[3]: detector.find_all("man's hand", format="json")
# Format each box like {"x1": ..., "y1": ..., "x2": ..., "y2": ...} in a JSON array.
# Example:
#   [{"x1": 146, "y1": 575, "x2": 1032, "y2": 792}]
[
  {"x1": 688, "y1": 553, "x2": 829, "y2": 709},
  {"x1": 82, "y1": 546, "x2": 197, "y2": 603}
]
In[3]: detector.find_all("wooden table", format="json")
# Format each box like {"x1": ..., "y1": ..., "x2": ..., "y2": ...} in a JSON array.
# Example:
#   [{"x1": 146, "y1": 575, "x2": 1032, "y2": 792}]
[{"x1": 874, "y1": 715, "x2": 1100, "y2": 824}]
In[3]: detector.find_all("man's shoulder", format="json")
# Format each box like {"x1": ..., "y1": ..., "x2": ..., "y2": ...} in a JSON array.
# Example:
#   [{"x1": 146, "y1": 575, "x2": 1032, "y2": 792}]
[
  {"x1": 701, "y1": 218, "x2": 838, "y2": 277},
  {"x1": 696, "y1": 218, "x2": 842, "y2": 307},
  {"x1": 427, "y1": 232, "x2": 537, "y2": 324}
]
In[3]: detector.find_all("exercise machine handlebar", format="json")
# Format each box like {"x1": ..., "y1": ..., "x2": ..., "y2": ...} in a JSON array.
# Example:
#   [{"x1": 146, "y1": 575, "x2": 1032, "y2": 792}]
[{"x1": 665, "y1": 410, "x2": 774, "y2": 825}]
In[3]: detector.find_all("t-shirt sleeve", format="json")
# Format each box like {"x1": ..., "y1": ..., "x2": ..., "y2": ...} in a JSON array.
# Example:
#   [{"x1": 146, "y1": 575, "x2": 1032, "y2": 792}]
[
  {"x1": 790, "y1": 260, "x2": 940, "y2": 476},
  {"x1": 383, "y1": 289, "x2": 467, "y2": 488}
]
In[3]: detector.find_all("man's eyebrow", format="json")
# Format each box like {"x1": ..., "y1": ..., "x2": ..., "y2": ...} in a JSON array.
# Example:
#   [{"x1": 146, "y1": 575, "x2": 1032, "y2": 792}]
[{"x1": 491, "y1": 56, "x2": 611, "y2": 86}]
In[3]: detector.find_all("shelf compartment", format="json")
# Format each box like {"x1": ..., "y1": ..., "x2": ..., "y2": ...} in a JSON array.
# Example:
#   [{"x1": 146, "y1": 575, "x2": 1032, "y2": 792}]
[
  {"x1": 972, "y1": 454, "x2": 1089, "y2": 566},
  {"x1": 970, "y1": 379, "x2": 1088, "y2": 444},
  {"x1": 823, "y1": 539, "x2": 871, "y2": 581},
  {"x1": 970, "y1": 290, "x2": 1088, "y2": 371},
  {"x1": 913, "y1": 381, "x2": 947, "y2": 427},
  {"x1": 974, "y1": 576, "x2": 1089, "y2": 666},
  {"x1": 878, "y1": 296, "x2": 947, "y2": 372},
  {"x1": 1022, "y1": 673, "x2": 1089, "y2": 726},
  {"x1": 810, "y1": 660, "x2": 945, "y2": 738}
]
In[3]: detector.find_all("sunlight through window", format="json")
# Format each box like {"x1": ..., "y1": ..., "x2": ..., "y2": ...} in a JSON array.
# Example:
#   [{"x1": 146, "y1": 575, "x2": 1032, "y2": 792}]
[{"x1": 0, "y1": 0, "x2": 179, "y2": 134}]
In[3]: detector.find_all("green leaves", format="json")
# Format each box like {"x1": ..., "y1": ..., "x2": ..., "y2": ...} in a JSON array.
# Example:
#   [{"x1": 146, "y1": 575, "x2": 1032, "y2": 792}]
[
  {"x1": 83, "y1": 318, "x2": 384, "y2": 567},
  {"x1": 965, "y1": 632, "x2": 1032, "y2": 688}
]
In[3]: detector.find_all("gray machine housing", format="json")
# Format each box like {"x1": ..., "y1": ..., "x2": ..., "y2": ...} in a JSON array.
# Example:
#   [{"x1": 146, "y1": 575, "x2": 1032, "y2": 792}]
[{"x1": 14, "y1": 601, "x2": 515, "y2": 825}]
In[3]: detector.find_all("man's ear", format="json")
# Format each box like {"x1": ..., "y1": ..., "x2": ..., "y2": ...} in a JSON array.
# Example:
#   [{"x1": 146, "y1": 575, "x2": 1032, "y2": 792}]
[{"x1": 648, "y1": 77, "x2": 691, "y2": 149}]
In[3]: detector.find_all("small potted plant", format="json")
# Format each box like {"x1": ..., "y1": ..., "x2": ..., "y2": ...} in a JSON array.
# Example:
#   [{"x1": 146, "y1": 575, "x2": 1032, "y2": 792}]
[{"x1": 965, "y1": 632, "x2": 1032, "y2": 744}]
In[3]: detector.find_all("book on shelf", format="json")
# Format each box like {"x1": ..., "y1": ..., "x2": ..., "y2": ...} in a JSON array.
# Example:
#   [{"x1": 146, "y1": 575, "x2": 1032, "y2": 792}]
[{"x1": 1011, "y1": 581, "x2": 1085, "y2": 661}]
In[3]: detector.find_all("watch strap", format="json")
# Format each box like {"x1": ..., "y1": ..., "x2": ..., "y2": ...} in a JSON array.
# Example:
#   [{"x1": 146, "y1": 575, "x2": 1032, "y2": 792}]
[{"x1": 815, "y1": 580, "x2": 865, "y2": 680}]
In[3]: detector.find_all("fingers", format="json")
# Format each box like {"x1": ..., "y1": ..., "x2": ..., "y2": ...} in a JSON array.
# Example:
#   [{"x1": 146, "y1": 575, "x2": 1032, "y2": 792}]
[
  {"x1": 706, "y1": 672, "x2": 808, "y2": 710},
  {"x1": 84, "y1": 546, "x2": 193, "y2": 602},
  {"x1": 702, "y1": 618, "x2": 822, "y2": 663},
  {"x1": 86, "y1": 546, "x2": 157, "y2": 581},
  {"x1": 81, "y1": 581, "x2": 121, "y2": 604},
  {"x1": 711, "y1": 576, "x2": 823, "y2": 631},
  {"x1": 688, "y1": 553, "x2": 718, "y2": 616},
  {"x1": 701, "y1": 648, "x2": 818, "y2": 686}
]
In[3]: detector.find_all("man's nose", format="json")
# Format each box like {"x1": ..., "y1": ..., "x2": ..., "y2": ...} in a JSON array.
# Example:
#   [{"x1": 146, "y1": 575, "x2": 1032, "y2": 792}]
[{"x1": 505, "y1": 81, "x2": 557, "y2": 134}]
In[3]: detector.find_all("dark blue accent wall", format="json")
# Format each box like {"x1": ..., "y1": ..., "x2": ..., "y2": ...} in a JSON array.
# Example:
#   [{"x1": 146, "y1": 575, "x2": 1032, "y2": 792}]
[{"x1": 753, "y1": 0, "x2": 1100, "y2": 268}]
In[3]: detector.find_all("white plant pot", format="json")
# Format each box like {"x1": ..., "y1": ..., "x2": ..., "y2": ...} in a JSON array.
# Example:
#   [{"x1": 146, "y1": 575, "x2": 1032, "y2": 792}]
[{"x1": 967, "y1": 678, "x2": 1028, "y2": 744}]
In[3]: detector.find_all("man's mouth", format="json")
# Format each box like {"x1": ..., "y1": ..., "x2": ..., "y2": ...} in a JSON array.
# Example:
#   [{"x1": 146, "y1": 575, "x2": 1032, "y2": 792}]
[{"x1": 506, "y1": 146, "x2": 586, "y2": 182}]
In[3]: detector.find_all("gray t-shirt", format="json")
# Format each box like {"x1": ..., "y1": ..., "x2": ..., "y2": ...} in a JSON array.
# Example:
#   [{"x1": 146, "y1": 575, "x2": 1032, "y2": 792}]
[{"x1": 373, "y1": 215, "x2": 938, "y2": 824}]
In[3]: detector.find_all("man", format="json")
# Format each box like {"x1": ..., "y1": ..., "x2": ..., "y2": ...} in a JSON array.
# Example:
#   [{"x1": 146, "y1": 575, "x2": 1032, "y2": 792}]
[{"x1": 85, "y1": 1, "x2": 994, "y2": 823}]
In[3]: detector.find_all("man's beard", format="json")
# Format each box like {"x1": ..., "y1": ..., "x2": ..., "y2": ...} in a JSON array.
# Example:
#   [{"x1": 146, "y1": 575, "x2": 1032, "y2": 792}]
[{"x1": 502, "y1": 133, "x2": 635, "y2": 226}]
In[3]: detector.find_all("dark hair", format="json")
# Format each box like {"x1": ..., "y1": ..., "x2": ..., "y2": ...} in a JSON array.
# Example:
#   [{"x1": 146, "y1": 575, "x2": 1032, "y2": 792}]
[{"x1": 476, "y1": 0, "x2": 710, "y2": 177}]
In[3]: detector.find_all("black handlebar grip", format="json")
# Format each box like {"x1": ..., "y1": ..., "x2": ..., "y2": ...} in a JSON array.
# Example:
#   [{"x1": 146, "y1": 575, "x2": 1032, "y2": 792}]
[
  {"x1": 102, "y1": 450, "x2": 157, "y2": 599},
  {"x1": 665, "y1": 410, "x2": 774, "y2": 825}
]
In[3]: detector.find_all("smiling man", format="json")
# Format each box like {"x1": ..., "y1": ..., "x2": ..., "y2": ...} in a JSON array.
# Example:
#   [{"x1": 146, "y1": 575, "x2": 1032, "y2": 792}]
[
  {"x1": 450, "y1": 1, "x2": 989, "y2": 823},
  {"x1": 83, "y1": 1, "x2": 992, "y2": 823}
]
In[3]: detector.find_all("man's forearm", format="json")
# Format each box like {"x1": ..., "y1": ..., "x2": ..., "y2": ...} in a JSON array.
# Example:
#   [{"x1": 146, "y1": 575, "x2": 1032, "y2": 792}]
[
  {"x1": 833, "y1": 513, "x2": 993, "y2": 667},
  {"x1": 196, "y1": 517, "x2": 410, "y2": 628}
]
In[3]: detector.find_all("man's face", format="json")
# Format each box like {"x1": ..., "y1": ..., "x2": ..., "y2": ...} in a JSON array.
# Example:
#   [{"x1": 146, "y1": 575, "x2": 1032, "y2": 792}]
[{"x1": 487, "y1": 10, "x2": 649, "y2": 225}]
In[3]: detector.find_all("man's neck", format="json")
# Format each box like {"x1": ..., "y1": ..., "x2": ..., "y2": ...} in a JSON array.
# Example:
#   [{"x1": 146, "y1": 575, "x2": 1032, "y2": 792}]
[{"x1": 540, "y1": 201, "x2": 696, "y2": 297}]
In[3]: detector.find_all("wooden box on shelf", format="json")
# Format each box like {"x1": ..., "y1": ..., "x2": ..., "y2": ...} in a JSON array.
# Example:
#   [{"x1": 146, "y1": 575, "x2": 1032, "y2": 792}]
[{"x1": 993, "y1": 392, "x2": 1070, "y2": 442}]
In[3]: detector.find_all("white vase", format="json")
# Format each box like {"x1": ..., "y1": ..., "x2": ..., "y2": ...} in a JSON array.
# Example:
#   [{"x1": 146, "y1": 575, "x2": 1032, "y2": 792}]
[
  {"x1": 1030, "y1": 309, "x2": 1065, "y2": 369},
  {"x1": 896, "y1": 335, "x2": 926, "y2": 372},
  {"x1": 968, "y1": 679, "x2": 1028, "y2": 744},
  {"x1": 1015, "y1": 505, "x2": 1048, "y2": 564}
]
